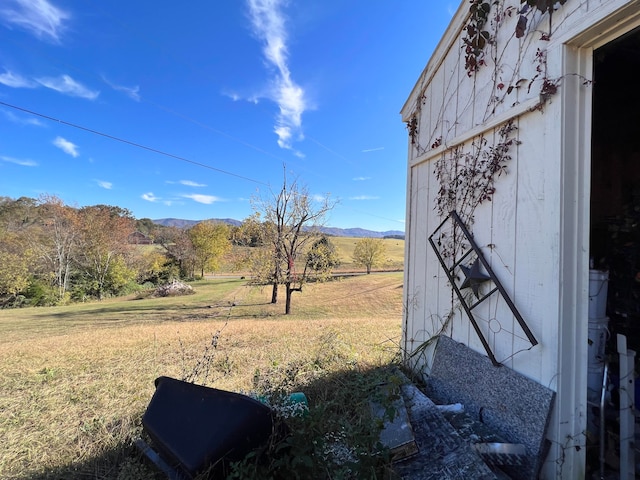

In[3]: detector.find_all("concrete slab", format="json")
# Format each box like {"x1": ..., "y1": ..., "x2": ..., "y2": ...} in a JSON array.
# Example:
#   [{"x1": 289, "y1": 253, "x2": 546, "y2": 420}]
[{"x1": 424, "y1": 335, "x2": 555, "y2": 480}]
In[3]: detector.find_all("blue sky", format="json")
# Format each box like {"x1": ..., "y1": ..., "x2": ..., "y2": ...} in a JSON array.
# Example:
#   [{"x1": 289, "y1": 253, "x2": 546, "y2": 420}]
[{"x1": 0, "y1": 1, "x2": 455, "y2": 232}]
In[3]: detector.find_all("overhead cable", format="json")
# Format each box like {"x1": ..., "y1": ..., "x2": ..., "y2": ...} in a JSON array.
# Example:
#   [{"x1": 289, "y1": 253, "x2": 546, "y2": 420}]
[{"x1": 0, "y1": 100, "x2": 270, "y2": 187}]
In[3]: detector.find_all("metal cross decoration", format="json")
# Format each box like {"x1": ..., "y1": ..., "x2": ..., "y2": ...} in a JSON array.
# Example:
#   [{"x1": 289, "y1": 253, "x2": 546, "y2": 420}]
[{"x1": 428, "y1": 210, "x2": 538, "y2": 366}]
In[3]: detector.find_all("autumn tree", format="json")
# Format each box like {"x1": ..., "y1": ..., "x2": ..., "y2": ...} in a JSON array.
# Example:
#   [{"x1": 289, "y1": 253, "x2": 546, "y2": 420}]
[
  {"x1": 74, "y1": 205, "x2": 136, "y2": 299},
  {"x1": 352, "y1": 237, "x2": 387, "y2": 274},
  {"x1": 134, "y1": 249, "x2": 170, "y2": 284},
  {"x1": 305, "y1": 236, "x2": 340, "y2": 280},
  {"x1": 0, "y1": 196, "x2": 38, "y2": 232},
  {"x1": 30, "y1": 195, "x2": 79, "y2": 300},
  {"x1": 253, "y1": 170, "x2": 335, "y2": 314},
  {"x1": 0, "y1": 197, "x2": 38, "y2": 304},
  {"x1": 155, "y1": 226, "x2": 197, "y2": 279},
  {"x1": 0, "y1": 231, "x2": 33, "y2": 304},
  {"x1": 188, "y1": 221, "x2": 231, "y2": 277},
  {"x1": 231, "y1": 213, "x2": 265, "y2": 247}
]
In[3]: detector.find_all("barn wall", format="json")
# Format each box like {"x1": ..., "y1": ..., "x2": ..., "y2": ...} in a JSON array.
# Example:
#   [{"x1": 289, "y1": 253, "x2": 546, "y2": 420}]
[
  {"x1": 401, "y1": 0, "x2": 632, "y2": 381},
  {"x1": 402, "y1": 1, "x2": 640, "y2": 477},
  {"x1": 402, "y1": 0, "x2": 640, "y2": 478}
]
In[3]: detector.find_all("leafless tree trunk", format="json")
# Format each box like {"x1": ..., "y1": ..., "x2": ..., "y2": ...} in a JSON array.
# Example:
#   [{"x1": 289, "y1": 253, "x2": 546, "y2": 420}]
[{"x1": 253, "y1": 167, "x2": 335, "y2": 314}]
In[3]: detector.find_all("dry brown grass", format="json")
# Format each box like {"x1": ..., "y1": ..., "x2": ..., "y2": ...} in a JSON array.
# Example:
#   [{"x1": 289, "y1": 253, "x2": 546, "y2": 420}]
[{"x1": 0, "y1": 273, "x2": 403, "y2": 479}]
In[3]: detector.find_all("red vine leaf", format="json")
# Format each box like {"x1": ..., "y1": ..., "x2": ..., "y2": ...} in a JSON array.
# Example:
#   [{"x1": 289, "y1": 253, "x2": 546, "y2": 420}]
[{"x1": 515, "y1": 15, "x2": 527, "y2": 38}]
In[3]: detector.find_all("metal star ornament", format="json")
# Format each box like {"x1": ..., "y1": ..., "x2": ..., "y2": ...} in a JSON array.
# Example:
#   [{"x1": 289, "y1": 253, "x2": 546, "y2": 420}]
[{"x1": 459, "y1": 258, "x2": 491, "y2": 298}]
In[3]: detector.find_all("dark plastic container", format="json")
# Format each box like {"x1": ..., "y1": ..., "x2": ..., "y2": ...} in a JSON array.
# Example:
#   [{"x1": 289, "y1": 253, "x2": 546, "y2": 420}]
[{"x1": 142, "y1": 376, "x2": 274, "y2": 478}]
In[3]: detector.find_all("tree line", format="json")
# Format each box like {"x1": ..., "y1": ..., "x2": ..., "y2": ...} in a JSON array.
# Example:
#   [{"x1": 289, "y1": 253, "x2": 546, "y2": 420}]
[{"x1": 0, "y1": 178, "x2": 388, "y2": 313}]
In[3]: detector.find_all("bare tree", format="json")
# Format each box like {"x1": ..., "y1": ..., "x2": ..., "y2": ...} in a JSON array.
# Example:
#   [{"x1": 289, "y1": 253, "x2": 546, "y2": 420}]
[
  {"x1": 34, "y1": 195, "x2": 78, "y2": 299},
  {"x1": 253, "y1": 169, "x2": 335, "y2": 314}
]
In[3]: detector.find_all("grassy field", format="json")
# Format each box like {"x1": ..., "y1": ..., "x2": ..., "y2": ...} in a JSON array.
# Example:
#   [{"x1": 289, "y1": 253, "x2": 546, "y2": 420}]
[
  {"x1": 0, "y1": 273, "x2": 404, "y2": 479},
  {"x1": 327, "y1": 237, "x2": 405, "y2": 272},
  {"x1": 216, "y1": 236, "x2": 405, "y2": 275}
]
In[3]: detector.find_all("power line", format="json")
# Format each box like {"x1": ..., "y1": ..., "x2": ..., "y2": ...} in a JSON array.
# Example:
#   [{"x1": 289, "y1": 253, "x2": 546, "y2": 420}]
[{"x1": 0, "y1": 100, "x2": 270, "y2": 187}]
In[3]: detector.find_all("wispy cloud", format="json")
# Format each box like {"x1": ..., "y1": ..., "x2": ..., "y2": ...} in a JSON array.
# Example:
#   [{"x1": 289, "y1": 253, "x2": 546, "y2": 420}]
[
  {"x1": 349, "y1": 195, "x2": 380, "y2": 201},
  {"x1": 0, "y1": 69, "x2": 37, "y2": 88},
  {"x1": 36, "y1": 74, "x2": 99, "y2": 100},
  {"x1": 0, "y1": 0, "x2": 70, "y2": 43},
  {"x1": 182, "y1": 194, "x2": 221, "y2": 205},
  {"x1": 246, "y1": 0, "x2": 306, "y2": 153},
  {"x1": 96, "y1": 180, "x2": 112, "y2": 189},
  {"x1": 142, "y1": 192, "x2": 160, "y2": 202},
  {"x1": 353, "y1": 176, "x2": 371, "y2": 182},
  {"x1": 53, "y1": 136, "x2": 79, "y2": 157},
  {"x1": 180, "y1": 180, "x2": 206, "y2": 187},
  {"x1": 222, "y1": 90, "x2": 242, "y2": 102},
  {"x1": 102, "y1": 76, "x2": 140, "y2": 101},
  {"x1": 2, "y1": 109, "x2": 44, "y2": 126},
  {"x1": 1, "y1": 69, "x2": 98, "y2": 100},
  {"x1": 0, "y1": 155, "x2": 37, "y2": 166},
  {"x1": 362, "y1": 147, "x2": 384, "y2": 153}
]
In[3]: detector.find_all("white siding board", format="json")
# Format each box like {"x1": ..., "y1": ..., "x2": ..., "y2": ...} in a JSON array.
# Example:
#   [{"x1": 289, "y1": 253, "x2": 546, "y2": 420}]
[
  {"x1": 413, "y1": 163, "x2": 431, "y2": 352},
  {"x1": 441, "y1": 38, "x2": 464, "y2": 141},
  {"x1": 487, "y1": 125, "x2": 519, "y2": 367},
  {"x1": 511, "y1": 111, "x2": 553, "y2": 382},
  {"x1": 406, "y1": 165, "x2": 425, "y2": 355},
  {"x1": 428, "y1": 67, "x2": 447, "y2": 150},
  {"x1": 489, "y1": 10, "x2": 525, "y2": 120},
  {"x1": 404, "y1": 166, "x2": 419, "y2": 357}
]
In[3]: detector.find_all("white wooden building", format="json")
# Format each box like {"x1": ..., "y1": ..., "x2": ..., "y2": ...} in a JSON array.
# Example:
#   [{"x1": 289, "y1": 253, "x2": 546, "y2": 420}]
[{"x1": 401, "y1": 0, "x2": 640, "y2": 477}]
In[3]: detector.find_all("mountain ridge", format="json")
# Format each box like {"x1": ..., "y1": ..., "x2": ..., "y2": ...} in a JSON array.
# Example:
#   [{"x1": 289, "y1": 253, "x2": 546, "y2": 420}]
[{"x1": 152, "y1": 218, "x2": 404, "y2": 239}]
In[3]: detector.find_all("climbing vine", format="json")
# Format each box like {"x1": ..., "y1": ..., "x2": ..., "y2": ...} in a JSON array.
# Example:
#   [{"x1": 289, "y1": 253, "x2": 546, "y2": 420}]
[
  {"x1": 462, "y1": 0, "x2": 494, "y2": 76},
  {"x1": 433, "y1": 120, "x2": 518, "y2": 259},
  {"x1": 516, "y1": 0, "x2": 569, "y2": 38}
]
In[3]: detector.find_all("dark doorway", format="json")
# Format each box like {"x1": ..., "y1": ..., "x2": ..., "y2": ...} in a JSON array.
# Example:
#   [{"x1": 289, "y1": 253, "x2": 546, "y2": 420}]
[{"x1": 590, "y1": 25, "x2": 640, "y2": 350}]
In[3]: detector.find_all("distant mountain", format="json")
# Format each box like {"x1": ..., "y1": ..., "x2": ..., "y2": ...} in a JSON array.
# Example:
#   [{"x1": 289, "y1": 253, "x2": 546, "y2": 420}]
[
  {"x1": 152, "y1": 218, "x2": 404, "y2": 239},
  {"x1": 153, "y1": 218, "x2": 242, "y2": 229},
  {"x1": 317, "y1": 226, "x2": 405, "y2": 239}
]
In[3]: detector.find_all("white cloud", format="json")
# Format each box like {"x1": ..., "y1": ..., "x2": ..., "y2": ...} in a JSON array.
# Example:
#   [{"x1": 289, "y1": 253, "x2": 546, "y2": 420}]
[
  {"x1": 0, "y1": 69, "x2": 37, "y2": 88},
  {"x1": 0, "y1": 0, "x2": 70, "y2": 43},
  {"x1": 2, "y1": 109, "x2": 44, "y2": 126},
  {"x1": 362, "y1": 147, "x2": 384, "y2": 153},
  {"x1": 223, "y1": 90, "x2": 241, "y2": 102},
  {"x1": 0, "y1": 155, "x2": 37, "y2": 166},
  {"x1": 96, "y1": 180, "x2": 112, "y2": 189},
  {"x1": 182, "y1": 194, "x2": 221, "y2": 205},
  {"x1": 53, "y1": 136, "x2": 79, "y2": 157},
  {"x1": 349, "y1": 195, "x2": 380, "y2": 201},
  {"x1": 180, "y1": 180, "x2": 206, "y2": 187},
  {"x1": 353, "y1": 176, "x2": 371, "y2": 182},
  {"x1": 103, "y1": 76, "x2": 140, "y2": 101},
  {"x1": 142, "y1": 192, "x2": 160, "y2": 202},
  {"x1": 247, "y1": 0, "x2": 307, "y2": 151},
  {"x1": 36, "y1": 74, "x2": 99, "y2": 100},
  {"x1": 111, "y1": 83, "x2": 140, "y2": 101}
]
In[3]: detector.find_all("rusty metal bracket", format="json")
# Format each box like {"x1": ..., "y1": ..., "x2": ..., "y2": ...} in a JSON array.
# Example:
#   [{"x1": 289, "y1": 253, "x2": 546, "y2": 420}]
[{"x1": 428, "y1": 210, "x2": 538, "y2": 366}]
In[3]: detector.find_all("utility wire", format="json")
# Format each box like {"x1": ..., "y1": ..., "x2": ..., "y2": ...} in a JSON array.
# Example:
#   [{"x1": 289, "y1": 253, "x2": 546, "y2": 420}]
[{"x1": 0, "y1": 100, "x2": 270, "y2": 187}]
